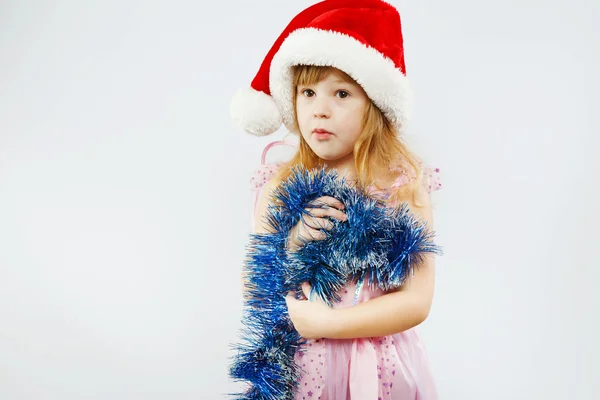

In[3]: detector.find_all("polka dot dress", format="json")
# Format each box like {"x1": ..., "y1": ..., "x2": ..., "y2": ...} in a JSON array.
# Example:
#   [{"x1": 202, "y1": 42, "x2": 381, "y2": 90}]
[
  {"x1": 250, "y1": 161, "x2": 442, "y2": 399},
  {"x1": 290, "y1": 280, "x2": 439, "y2": 400}
]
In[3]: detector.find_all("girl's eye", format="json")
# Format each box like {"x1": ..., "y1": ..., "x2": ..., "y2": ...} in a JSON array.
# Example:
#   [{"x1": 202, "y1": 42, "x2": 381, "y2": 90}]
[
  {"x1": 302, "y1": 89, "x2": 315, "y2": 97},
  {"x1": 336, "y1": 90, "x2": 350, "y2": 99}
]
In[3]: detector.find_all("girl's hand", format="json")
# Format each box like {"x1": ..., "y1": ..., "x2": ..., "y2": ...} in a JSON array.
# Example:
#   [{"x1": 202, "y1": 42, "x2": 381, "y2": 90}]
[
  {"x1": 287, "y1": 196, "x2": 347, "y2": 252},
  {"x1": 285, "y1": 282, "x2": 337, "y2": 339}
]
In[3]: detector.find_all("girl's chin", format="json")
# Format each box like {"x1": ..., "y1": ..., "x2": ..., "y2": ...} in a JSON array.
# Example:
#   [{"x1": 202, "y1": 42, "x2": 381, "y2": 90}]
[{"x1": 313, "y1": 151, "x2": 350, "y2": 162}]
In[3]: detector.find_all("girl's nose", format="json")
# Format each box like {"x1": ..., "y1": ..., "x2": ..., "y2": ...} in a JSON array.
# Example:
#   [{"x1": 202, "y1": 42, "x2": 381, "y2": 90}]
[{"x1": 313, "y1": 101, "x2": 331, "y2": 118}]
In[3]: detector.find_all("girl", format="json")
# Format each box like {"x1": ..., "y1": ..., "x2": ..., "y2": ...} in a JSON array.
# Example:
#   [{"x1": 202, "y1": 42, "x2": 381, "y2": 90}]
[{"x1": 232, "y1": 1, "x2": 443, "y2": 398}]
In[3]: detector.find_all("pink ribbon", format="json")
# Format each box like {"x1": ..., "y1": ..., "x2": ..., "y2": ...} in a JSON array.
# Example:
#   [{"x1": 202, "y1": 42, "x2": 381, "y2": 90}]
[{"x1": 326, "y1": 337, "x2": 379, "y2": 399}]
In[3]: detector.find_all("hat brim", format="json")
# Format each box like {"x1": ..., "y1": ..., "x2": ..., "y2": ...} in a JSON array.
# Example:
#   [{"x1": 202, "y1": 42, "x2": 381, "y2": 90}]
[{"x1": 270, "y1": 27, "x2": 413, "y2": 134}]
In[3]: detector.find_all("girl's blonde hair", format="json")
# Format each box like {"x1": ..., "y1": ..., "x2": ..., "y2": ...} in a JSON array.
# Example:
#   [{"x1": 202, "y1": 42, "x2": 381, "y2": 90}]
[{"x1": 273, "y1": 65, "x2": 424, "y2": 207}]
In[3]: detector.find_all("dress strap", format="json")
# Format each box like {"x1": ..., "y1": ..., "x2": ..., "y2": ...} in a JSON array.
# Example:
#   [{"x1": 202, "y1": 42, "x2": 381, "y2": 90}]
[{"x1": 260, "y1": 140, "x2": 287, "y2": 164}]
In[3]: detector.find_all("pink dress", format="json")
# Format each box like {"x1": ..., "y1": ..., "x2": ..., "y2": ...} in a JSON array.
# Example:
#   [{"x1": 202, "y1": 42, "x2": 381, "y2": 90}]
[{"x1": 250, "y1": 152, "x2": 443, "y2": 400}]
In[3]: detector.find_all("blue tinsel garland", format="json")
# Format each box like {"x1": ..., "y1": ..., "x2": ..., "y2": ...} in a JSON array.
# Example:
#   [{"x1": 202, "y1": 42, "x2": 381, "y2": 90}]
[{"x1": 229, "y1": 165, "x2": 442, "y2": 399}]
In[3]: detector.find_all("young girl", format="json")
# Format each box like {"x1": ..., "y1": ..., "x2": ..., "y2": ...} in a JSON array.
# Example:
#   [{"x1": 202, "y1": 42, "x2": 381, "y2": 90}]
[{"x1": 231, "y1": 1, "x2": 443, "y2": 398}]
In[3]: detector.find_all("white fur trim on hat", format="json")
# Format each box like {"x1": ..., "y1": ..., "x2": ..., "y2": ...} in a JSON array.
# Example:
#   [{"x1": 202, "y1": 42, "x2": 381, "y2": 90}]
[
  {"x1": 230, "y1": 87, "x2": 282, "y2": 136},
  {"x1": 270, "y1": 27, "x2": 413, "y2": 134}
]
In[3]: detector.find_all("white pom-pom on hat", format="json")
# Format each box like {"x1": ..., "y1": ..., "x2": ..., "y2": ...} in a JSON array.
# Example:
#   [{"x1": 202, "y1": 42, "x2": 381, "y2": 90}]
[{"x1": 230, "y1": 87, "x2": 282, "y2": 136}]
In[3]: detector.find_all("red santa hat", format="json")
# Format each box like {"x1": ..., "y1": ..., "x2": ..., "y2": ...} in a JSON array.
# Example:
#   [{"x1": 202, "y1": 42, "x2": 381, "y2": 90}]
[{"x1": 230, "y1": 0, "x2": 413, "y2": 136}]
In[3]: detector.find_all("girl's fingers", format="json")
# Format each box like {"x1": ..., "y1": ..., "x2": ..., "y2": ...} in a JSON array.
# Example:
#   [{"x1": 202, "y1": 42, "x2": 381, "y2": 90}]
[
  {"x1": 306, "y1": 207, "x2": 347, "y2": 222},
  {"x1": 301, "y1": 282, "x2": 312, "y2": 300},
  {"x1": 308, "y1": 196, "x2": 345, "y2": 211},
  {"x1": 302, "y1": 215, "x2": 334, "y2": 231},
  {"x1": 298, "y1": 226, "x2": 326, "y2": 242},
  {"x1": 289, "y1": 197, "x2": 347, "y2": 251}
]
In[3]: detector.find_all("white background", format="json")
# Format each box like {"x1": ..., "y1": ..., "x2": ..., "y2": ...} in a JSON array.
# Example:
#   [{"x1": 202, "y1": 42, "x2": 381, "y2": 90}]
[{"x1": 1, "y1": 0, "x2": 598, "y2": 398}]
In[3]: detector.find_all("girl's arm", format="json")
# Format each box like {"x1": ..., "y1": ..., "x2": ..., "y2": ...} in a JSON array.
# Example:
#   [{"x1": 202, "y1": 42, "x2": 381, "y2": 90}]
[
  {"x1": 241, "y1": 177, "x2": 279, "y2": 301},
  {"x1": 327, "y1": 183, "x2": 436, "y2": 339}
]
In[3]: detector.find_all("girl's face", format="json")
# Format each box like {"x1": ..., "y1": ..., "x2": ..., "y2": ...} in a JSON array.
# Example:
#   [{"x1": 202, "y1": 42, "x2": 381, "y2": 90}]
[{"x1": 295, "y1": 73, "x2": 369, "y2": 162}]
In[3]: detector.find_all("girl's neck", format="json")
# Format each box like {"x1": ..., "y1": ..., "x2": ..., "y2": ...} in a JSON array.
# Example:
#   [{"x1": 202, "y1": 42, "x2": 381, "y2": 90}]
[
  {"x1": 322, "y1": 155, "x2": 395, "y2": 188},
  {"x1": 322, "y1": 153, "x2": 358, "y2": 181}
]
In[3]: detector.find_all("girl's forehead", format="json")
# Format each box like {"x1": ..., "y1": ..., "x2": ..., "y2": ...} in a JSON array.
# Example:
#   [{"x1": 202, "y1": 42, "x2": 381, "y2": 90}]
[
  {"x1": 306, "y1": 71, "x2": 358, "y2": 86},
  {"x1": 324, "y1": 73, "x2": 353, "y2": 83}
]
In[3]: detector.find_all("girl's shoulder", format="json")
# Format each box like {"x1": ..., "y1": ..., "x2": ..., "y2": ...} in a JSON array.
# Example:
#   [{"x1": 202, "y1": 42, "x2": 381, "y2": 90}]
[
  {"x1": 250, "y1": 139, "x2": 443, "y2": 194},
  {"x1": 388, "y1": 161, "x2": 443, "y2": 194},
  {"x1": 249, "y1": 139, "x2": 295, "y2": 192},
  {"x1": 250, "y1": 161, "x2": 443, "y2": 194},
  {"x1": 250, "y1": 162, "x2": 285, "y2": 192}
]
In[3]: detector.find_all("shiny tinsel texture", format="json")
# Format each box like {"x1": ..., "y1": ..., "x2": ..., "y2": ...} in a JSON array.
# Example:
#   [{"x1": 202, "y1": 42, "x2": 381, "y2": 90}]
[{"x1": 228, "y1": 166, "x2": 441, "y2": 399}]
